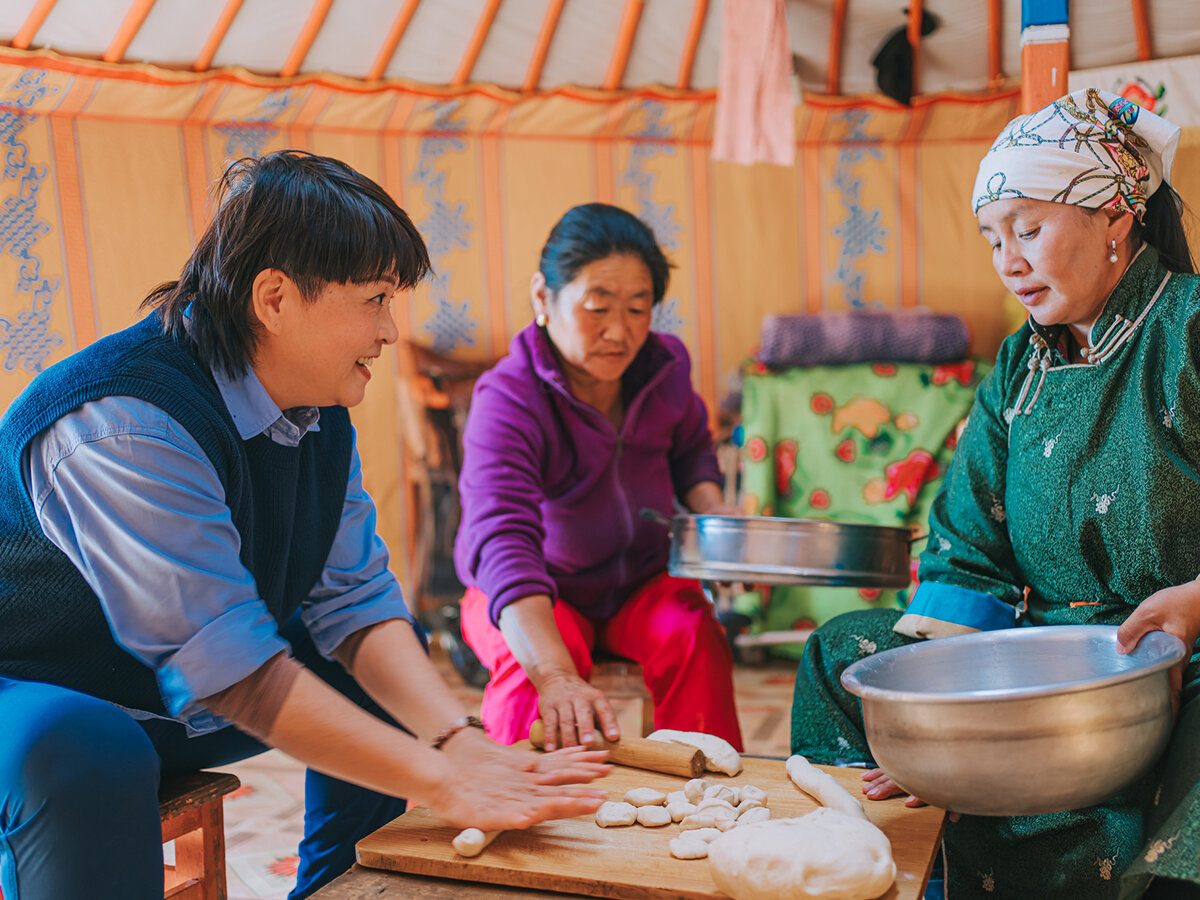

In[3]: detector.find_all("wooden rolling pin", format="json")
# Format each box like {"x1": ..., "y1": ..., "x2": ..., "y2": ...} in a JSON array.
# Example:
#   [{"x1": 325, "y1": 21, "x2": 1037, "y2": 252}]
[{"x1": 529, "y1": 719, "x2": 705, "y2": 778}]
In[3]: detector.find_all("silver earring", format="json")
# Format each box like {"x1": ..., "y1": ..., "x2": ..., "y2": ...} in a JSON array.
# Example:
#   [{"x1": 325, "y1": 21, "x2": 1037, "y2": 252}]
[
  {"x1": 535, "y1": 313, "x2": 547, "y2": 327},
  {"x1": 1109, "y1": 240, "x2": 1118, "y2": 263}
]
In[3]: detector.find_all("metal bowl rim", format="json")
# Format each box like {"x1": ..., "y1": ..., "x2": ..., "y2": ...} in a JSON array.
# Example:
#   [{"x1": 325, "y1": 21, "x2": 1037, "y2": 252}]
[
  {"x1": 840, "y1": 625, "x2": 1188, "y2": 703},
  {"x1": 671, "y1": 514, "x2": 917, "y2": 539}
]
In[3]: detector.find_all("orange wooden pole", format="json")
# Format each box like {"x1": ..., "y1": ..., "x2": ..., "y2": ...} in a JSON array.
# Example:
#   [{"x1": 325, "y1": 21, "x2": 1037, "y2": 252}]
[
  {"x1": 366, "y1": 0, "x2": 422, "y2": 82},
  {"x1": 987, "y1": 0, "x2": 1003, "y2": 87},
  {"x1": 194, "y1": 0, "x2": 243, "y2": 72},
  {"x1": 1131, "y1": 0, "x2": 1151, "y2": 61},
  {"x1": 12, "y1": 0, "x2": 59, "y2": 49},
  {"x1": 906, "y1": 0, "x2": 923, "y2": 101},
  {"x1": 826, "y1": 0, "x2": 848, "y2": 95},
  {"x1": 452, "y1": 0, "x2": 503, "y2": 86},
  {"x1": 675, "y1": 0, "x2": 709, "y2": 90},
  {"x1": 103, "y1": 0, "x2": 158, "y2": 63},
  {"x1": 522, "y1": 0, "x2": 566, "y2": 92},
  {"x1": 280, "y1": 0, "x2": 335, "y2": 78},
  {"x1": 603, "y1": 0, "x2": 644, "y2": 91},
  {"x1": 1020, "y1": 38, "x2": 1069, "y2": 113}
]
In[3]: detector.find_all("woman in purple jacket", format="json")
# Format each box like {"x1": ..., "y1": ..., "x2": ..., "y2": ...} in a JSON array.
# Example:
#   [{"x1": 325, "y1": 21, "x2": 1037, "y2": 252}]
[{"x1": 455, "y1": 204, "x2": 744, "y2": 752}]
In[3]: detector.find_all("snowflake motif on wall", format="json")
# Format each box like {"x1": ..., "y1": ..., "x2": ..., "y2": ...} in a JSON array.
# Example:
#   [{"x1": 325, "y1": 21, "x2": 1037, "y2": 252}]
[
  {"x1": 651, "y1": 296, "x2": 684, "y2": 336},
  {"x1": 989, "y1": 493, "x2": 1006, "y2": 523},
  {"x1": 1097, "y1": 855, "x2": 1116, "y2": 880},
  {"x1": 215, "y1": 89, "x2": 296, "y2": 159},
  {"x1": 0, "y1": 69, "x2": 64, "y2": 373},
  {"x1": 830, "y1": 110, "x2": 888, "y2": 308},
  {"x1": 412, "y1": 101, "x2": 477, "y2": 354},
  {"x1": 621, "y1": 101, "x2": 681, "y2": 251},
  {"x1": 1091, "y1": 487, "x2": 1119, "y2": 514},
  {"x1": 1042, "y1": 432, "x2": 1062, "y2": 457},
  {"x1": 849, "y1": 633, "x2": 877, "y2": 656}
]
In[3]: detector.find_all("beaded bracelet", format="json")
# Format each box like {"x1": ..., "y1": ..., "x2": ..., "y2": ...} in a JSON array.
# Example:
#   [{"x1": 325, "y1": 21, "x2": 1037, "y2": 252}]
[{"x1": 432, "y1": 715, "x2": 486, "y2": 750}]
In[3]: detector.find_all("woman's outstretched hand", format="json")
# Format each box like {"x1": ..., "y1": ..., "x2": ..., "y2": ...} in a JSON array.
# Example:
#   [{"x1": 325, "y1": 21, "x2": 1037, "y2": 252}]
[
  {"x1": 1117, "y1": 580, "x2": 1200, "y2": 715},
  {"x1": 534, "y1": 669, "x2": 621, "y2": 751}
]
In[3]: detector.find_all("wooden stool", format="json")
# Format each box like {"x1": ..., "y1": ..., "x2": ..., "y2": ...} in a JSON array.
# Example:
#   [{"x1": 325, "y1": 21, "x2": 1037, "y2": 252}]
[
  {"x1": 160, "y1": 770, "x2": 241, "y2": 900},
  {"x1": 589, "y1": 656, "x2": 653, "y2": 737}
]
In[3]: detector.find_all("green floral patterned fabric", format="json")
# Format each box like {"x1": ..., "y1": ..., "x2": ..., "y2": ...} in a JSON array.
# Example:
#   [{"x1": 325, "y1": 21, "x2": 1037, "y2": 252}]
[
  {"x1": 792, "y1": 245, "x2": 1200, "y2": 898},
  {"x1": 737, "y1": 358, "x2": 989, "y2": 649}
]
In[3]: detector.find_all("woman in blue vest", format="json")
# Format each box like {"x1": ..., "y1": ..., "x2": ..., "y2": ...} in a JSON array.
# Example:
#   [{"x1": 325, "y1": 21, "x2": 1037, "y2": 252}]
[{"x1": 0, "y1": 150, "x2": 607, "y2": 900}]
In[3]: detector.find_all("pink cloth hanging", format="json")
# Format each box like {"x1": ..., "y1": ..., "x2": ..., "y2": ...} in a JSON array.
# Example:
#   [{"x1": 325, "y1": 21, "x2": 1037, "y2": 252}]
[{"x1": 712, "y1": 0, "x2": 796, "y2": 166}]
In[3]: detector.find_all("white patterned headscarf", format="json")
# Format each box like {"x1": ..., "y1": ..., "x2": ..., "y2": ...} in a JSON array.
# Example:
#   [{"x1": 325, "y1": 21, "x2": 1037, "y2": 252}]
[{"x1": 972, "y1": 88, "x2": 1180, "y2": 220}]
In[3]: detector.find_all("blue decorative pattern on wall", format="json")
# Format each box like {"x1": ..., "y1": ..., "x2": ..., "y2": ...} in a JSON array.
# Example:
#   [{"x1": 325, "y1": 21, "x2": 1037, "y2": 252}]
[
  {"x1": 411, "y1": 101, "x2": 477, "y2": 354},
  {"x1": 829, "y1": 109, "x2": 889, "y2": 309},
  {"x1": 215, "y1": 89, "x2": 295, "y2": 159},
  {"x1": 0, "y1": 70, "x2": 63, "y2": 374},
  {"x1": 622, "y1": 101, "x2": 684, "y2": 337}
]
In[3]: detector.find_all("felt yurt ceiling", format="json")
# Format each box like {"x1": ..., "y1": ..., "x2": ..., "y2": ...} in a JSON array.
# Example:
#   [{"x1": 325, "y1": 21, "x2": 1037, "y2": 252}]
[{"x1": 1, "y1": 0, "x2": 1198, "y2": 97}]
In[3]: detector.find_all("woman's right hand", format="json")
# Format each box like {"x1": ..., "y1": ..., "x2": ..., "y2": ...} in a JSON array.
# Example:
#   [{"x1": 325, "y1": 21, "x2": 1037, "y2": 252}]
[
  {"x1": 861, "y1": 767, "x2": 927, "y2": 807},
  {"x1": 535, "y1": 668, "x2": 621, "y2": 751}
]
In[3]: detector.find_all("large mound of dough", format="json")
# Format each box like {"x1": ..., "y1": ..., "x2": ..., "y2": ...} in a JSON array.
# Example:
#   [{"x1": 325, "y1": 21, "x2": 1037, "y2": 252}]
[{"x1": 707, "y1": 808, "x2": 895, "y2": 900}]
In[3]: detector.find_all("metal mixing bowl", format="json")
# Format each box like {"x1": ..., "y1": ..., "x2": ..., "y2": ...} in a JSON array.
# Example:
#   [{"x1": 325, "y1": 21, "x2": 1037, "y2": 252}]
[{"x1": 840, "y1": 625, "x2": 1187, "y2": 815}]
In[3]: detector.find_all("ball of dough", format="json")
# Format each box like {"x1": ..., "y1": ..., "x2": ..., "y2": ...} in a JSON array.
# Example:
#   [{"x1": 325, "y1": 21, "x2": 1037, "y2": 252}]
[
  {"x1": 595, "y1": 801, "x2": 638, "y2": 827},
  {"x1": 680, "y1": 813, "x2": 718, "y2": 831},
  {"x1": 666, "y1": 790, "x2": 688, "y2": 805},
  {"x1": 738, "y1": 785, "x2": 768, "y2": 805},
  {"x1": 738, "y1": 806, "x2": 771, "y2": 826},
  {"x1": 670, "y1": 837, "x2": 709, "y2": 860},
  {"x1": 667, "y1": 800, "x2": 698, "y2": 822},
  {"x1": 703, "y1": 784, "x2": 739, "y2": 805},
  {"x1": 624, "y1": 787, "x2": 667, "y2": 807},
  {"x1": 683, "y1": 778, "x2": 711, "y2": 804},
  {"x1": 707, "y1": 809, "x2": 895, "y2": 900},
  {"x1": 636, "y1": 805, "x2": 673, "y2": 827}
]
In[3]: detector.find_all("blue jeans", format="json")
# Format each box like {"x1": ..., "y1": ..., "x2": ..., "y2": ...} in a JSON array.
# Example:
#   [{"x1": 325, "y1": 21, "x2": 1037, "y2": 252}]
[{"x1": 0, "y1": 617, "x2": 407, "y2": 899}]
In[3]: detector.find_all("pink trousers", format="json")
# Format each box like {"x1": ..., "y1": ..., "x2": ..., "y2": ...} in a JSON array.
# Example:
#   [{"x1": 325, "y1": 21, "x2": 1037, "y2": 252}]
[{"x1": 459, "y1": 574, "x2": 744, "y2": 749}]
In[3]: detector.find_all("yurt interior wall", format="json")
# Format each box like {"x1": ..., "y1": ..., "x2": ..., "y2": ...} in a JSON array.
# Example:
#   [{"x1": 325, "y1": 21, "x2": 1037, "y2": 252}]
[{"x1": 2, "y1": 0, "x2": 1199, "y2": 601}]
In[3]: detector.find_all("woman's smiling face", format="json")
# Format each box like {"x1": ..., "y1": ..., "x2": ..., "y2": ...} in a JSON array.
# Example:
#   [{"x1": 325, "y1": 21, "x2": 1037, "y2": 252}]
[{"x1": 977, "y1": 198, "x2": 1129, "y2": 337}]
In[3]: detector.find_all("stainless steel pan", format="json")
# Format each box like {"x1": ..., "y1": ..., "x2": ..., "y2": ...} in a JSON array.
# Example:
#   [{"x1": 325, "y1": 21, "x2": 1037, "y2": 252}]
[{"x1": 642, "y1": 510, "x2": 917, "y2": 587}]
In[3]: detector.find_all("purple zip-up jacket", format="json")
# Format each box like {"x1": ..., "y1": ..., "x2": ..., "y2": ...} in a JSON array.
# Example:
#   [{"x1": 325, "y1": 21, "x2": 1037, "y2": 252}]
[{"x1": 454, "y1": 322, "x2": 722, "y2": 626}]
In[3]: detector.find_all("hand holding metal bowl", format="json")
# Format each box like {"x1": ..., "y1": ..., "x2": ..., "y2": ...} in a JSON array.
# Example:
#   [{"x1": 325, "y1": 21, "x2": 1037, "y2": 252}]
[{"x1": 840, "y1": 625, "x2": 1188, "y2": 816}]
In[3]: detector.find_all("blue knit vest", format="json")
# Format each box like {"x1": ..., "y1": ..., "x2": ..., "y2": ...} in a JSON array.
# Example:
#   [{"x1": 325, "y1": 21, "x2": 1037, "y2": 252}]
[{"x1": 0, "y1": 314, "x2": 352, "y2": 716}]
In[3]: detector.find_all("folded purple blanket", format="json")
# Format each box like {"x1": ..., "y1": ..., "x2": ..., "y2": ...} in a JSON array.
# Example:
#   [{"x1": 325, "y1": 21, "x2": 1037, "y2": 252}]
[{"x1": 757, "y1": 311, "x2": 969, "y2": 367}]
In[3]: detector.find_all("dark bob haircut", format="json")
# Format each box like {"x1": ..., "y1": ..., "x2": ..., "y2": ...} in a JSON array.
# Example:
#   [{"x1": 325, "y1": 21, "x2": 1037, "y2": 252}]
[
  {"x1": 144, "y1": 150, "x2": 431, "y2": 378},
  {"x1": 538, "y1": 203, "x2": 672, "y2": 305}
]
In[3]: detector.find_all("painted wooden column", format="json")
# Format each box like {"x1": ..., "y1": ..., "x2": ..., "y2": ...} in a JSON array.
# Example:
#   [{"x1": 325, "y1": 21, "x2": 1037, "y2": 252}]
[{"x1": 1020, "y1": 0, "x2": 1069, "y2": 113}]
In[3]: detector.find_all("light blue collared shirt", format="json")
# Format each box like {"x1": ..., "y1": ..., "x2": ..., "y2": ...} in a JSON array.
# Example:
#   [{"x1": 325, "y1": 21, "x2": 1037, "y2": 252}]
[{"x1": 22, "y1": 362, "x2": 414, "y2": 733}]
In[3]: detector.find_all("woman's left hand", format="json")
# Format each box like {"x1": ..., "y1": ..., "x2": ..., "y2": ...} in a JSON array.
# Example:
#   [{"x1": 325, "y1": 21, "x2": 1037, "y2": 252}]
[{"x1": 1117, "y1": 579, "x2": 1200, "y2": 714}]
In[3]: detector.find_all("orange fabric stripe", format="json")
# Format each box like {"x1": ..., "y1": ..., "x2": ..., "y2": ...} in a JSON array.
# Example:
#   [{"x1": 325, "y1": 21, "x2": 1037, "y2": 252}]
[
  {"x1": 194, "y1": 0, "x2": 243, "y2": 72},
  {"x1": 593, "y1": 102, "x2": 629, "y2": 203},
  {"x1": 676, "y1": 0, "x2": 709, "y2": 90},
  {"x1": 12, "y1": 0, "x2": 59, "y2": 50},
  {"x1": 382, "y1": 94, "x2": 419, "y2": 343},
  {"x1": 688, "y1": 102, "x2": 718, "y2": 427},
  {"x1": 181, "y1": 84, "x2": 227, "y2": 242},
  {"x1": 1132, "y1": 0, "x2": 1152, "y2": 61},
  {"x1": 287, "y1": 84, "x2": 333, "y2": 151},
  {"x1": 906, "y1": 1, "x2": 923, "y2": 99},
  {"x1": 452, "y1": 0, "x2": 503, "y2": 87},
  {"x1": 47, "y1": 76, "x2": 100, "y2": 349},
  {"x1": 480, "y1": 103, "x2": 514, "y2": 360},
  {"x1": 603, "y1": 0, "x2": 644, "y2": 91},
  {"x1": 280, "y1": 0, "x2": 335, "y2": 78},
  {"x1": 801, "y1": 109, "x2": 829, "y2": 312},
  {"x1": 987, "y1": 0, "x2": 1003, "y2": 87},
  {"x1": 103, "y1": 0, "x2": 158, "y2": 63},
  {"x1": 826, "y1": 0, "x2": 848, "y2": 95},
  {"x1": 898, "y1": 106, "x2": 928, "y2": 309},
  {"x1": 367, "y1": 0, "x2": 422, "y2": 81},
  {"x1": 523, "y1": 0, "x2": 566, "y2": 93}
]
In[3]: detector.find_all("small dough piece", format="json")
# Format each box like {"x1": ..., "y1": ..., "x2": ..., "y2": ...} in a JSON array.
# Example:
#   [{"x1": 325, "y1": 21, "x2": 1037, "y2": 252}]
[
  {"x1": 738, "y1": 785, "x2": 768, "y2": 805},
  {"x1": 624, "y1": 787, "x2": 668, "y2": 807},
  {"x1": 735, "y1": 798, "x2": 764, "y2": 816},
  {"x1": 708, "y1": 809, "x2": 895, "y2": 900},
  {"x1": 667, "y1": 800, "x2": 698, "y2": 822},
  {"x1": 686, "y1": 827, "x2": 724, "y2": 844},
  {"x1": 680, "y1": 813, "x2": 718, "y2": 831},
  {"x1": 715, "y1": 816, "x2": 738, "y2": 832},
  {"x1": 670, "y1": 837, "x2": 710, "y2": 860},
  {"x1": 785, "y1": 754, "x2": 867, "y2": 819},
  {"x1": 648, "y1": 729, "x2": 742, "y2": 776},
  {"x1": 702, "y1": 784, "x2": 739, "y2": 805},
  {"x1": 595, "y1": 801, "x2": 638, "y2": 827},
  {"x1": 666, "y1": 790, "x2": 688, "y2": 805},
  {"x1": 452, "y1": 828, "x2": 500, "y2": 857},
  {"x1": 697, "y1": 796, "x2": 736, "y2": 814},
  {"x1": 683, "y1": 778, "x2": 711, "y2": 804},
  {"x1": 737, "y1": 806, "x2": 771, "y2": 826},
  {"x1": 636, "y1": 805, "x2": 673, "y2": 827}
]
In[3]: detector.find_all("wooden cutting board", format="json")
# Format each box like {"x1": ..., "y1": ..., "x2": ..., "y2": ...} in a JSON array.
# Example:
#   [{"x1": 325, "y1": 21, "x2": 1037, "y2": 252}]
[{"x1": 356, "y1": 756, "x2": 945, "y2": 900}]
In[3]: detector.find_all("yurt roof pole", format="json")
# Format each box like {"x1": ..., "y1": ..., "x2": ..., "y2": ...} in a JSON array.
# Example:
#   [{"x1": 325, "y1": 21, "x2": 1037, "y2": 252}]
[
  {"x1": 281, "y1": 0, "x2": 335, "y2": 78},
  {"x1": 906, "y1": 0, "x2": 923, "y2": 99},
  {"x1": 12, "y1": 0, "x2": 57, "y2": 49},
  {"x1": 367, "y1": 0, "x2": 422, "y2": 82},
  {"x1": 453, "y1": 0, "x2": 503, "y2": 86},
  {"x1": 826, "y1": 0, "x2": 847, "y2": 95},
  {"x1": 676, "y1": 0, "x2": 710, "y2": 90},
  {"x1": 105, "y1": 0, "x2": 158, "y2": 63},
  {"x1": 1132, "y1": 0, "x2": 1152, "y2": 60},
  {"x1": 1019, "y1": 0, "x2": 1069, "y2": 113},
  {"x1": 987, "y1": 0, "x2": 1003, "y2": 88},
  {"x1": 194, "y1": 0, "x2": 243, "y2": 71},
  {"x1": 523, "y1": 0, "x2": 566, "y2": 92},
  {"x1": 603, "y1": 0, "x2": 645, "y2": 90}
]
